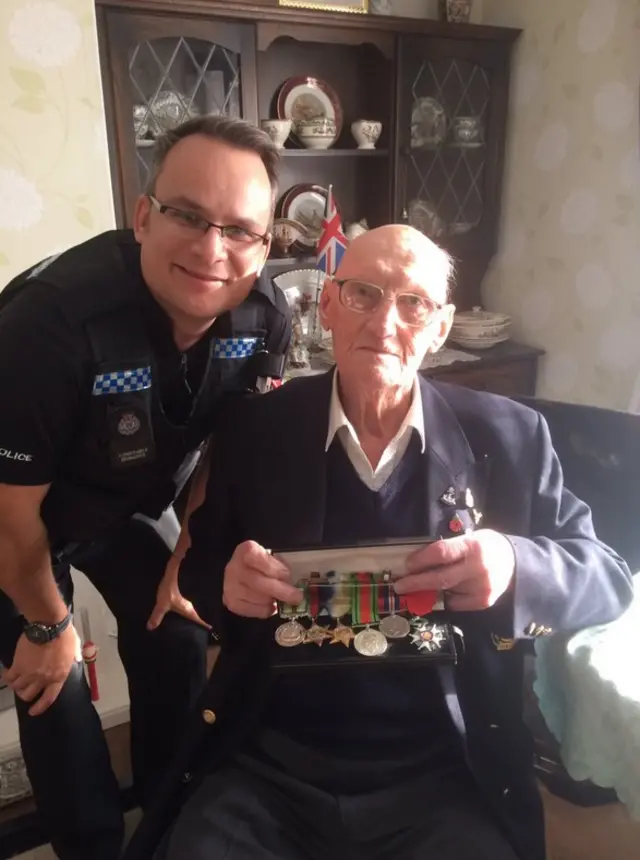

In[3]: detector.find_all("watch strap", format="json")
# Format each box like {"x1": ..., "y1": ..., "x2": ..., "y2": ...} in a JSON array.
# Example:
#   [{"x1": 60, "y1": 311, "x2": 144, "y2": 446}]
[{"x1": 23, "y1": 612, "x2": 72, "y2": 644}]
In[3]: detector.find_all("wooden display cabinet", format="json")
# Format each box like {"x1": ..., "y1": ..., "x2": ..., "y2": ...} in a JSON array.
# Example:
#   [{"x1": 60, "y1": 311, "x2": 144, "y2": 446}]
[{"x1": 95, "y1": 0, "x2": 542, "y2": 395}]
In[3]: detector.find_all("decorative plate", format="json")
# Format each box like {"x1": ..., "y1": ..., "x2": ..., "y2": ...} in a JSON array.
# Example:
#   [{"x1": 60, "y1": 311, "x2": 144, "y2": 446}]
[
  {"x1": 410, "y1": 96, "x2": 447, "y2": 149},
  {"x1": 277, "y1": 184, "x2": 329, "y2": 248},
  {"x1": 277, "y1": 76, "x2": 343, "y2": 140}
]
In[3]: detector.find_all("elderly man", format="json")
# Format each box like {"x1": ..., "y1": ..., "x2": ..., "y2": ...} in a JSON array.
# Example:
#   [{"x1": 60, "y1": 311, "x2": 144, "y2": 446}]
[{"x1": 125, "y1": 225, "x2": 632, "y2": 860}]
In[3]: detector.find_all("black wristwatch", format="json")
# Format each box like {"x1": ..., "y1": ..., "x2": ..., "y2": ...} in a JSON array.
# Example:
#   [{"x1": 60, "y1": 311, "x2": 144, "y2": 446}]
[{"x1": 23, "y1": 612, "x2": 72, "y2": 646}]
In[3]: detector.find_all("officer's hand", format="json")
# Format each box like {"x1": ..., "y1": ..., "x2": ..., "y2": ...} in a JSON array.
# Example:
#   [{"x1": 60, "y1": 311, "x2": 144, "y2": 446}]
[
  {"x1": 2, "y1": 624, "x2": 82, "y2": 717},
  {"x1": 147, "y1": 557, "x2": 211, "y2": 631},
  {"x1": 393, "y1": 529, "x2": 516, "y2": 611},
  {"x1": 223, "y1": 540, "x2": 303, "y2": 619}
]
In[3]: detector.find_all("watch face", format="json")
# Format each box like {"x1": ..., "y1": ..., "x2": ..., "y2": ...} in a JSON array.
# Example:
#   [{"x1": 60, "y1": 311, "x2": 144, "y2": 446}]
[{"x1": 26, "y1": 625, "x2": 50, "y2": 645}]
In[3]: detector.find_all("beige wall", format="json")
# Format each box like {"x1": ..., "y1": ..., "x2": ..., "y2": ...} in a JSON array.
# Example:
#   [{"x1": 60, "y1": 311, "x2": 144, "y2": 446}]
[
  {"x1": 482, "y1": 0, "x2": 640, "y2": 410},
  {"x1": 0, "y1": 0, "x2": 115, "y2": 285}
]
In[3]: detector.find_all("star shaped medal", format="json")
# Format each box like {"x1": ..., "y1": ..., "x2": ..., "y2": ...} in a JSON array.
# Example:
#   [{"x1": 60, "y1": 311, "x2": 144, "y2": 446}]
[
  {"x1": 410, "y1": 622, "x2": 446, "y2": 652},
  {"x1": 329, "y1": 622, "x2": 355, "y2": 647},
  {"x1": 305, "y1": 623, "x2": 332, "y2": 646}
]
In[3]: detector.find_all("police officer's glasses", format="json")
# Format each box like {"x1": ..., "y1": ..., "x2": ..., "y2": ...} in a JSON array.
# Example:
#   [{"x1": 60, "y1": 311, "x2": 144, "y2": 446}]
[
  {"x1": 332, "y1": 278, "x2": 444, "y2": 328},
  {"x1": 148, "y1": 195, "x2": 269, "y2": 251}
]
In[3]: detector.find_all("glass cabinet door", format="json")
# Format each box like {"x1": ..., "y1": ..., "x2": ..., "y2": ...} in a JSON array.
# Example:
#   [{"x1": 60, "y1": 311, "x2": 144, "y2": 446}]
[
  {"x1": 103, "y1": 14, "x2": 256, "y2": 223},
  {"x1": 129, "y1": 36, "x2": 242, "y2": 192},
  {"x1": 397, "y1": 38, "x2": 504, "y2": 253}
]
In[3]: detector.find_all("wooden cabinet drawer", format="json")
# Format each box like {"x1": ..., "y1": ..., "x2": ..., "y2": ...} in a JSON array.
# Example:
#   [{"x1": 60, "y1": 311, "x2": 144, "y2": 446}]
[{"x1": 425, "y1": 358, "x2": 538, "y2": 397}]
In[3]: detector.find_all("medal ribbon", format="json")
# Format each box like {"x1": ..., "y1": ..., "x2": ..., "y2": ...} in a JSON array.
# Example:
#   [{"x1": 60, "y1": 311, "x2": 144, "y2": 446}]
[
  {"x1": 318, "y1": 577, "x2": 334, "y2": 616},
  {"x1": 308, "y1": 574, "x2": 321, "y2": 618},
  {"x1": 280, "y1": 582, "x2": 309, "y2": 618},
  {"x1": 378, "y1": 580, "x2": 407, "y2": 614},
  {"x1": 405, "y1": 589, "x2": 439, "y2": 617},
  {"x1": 351, "y1": 572, "x2": 377, "y2": 626},
  {"x1": 329, "y1": 575, "x2": 351, "y2": 618}
]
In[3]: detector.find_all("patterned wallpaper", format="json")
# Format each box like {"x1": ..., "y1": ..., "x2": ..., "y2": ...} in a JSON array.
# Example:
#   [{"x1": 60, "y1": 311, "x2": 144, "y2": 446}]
[
  {"x1": 0, "y1": 0, "x2": 114, "y2": 284},
  {"x1": 482, "y1": 0, "x2": 640, "y2": 410}
]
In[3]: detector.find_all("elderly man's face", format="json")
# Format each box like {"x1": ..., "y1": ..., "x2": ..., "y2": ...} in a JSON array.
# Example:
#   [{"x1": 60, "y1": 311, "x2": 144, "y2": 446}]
[
  {"x1": 319, "y1": 229, "x2": 455, "y2": 389},
  {"x1": 133, "y1": 134, "x2": 273, "y2": 325}
]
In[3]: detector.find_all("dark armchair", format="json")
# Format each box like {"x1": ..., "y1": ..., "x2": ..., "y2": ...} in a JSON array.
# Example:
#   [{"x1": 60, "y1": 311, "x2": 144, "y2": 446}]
[{"x1": 516, "y1": 396, "x2": 640, "y2": 805}]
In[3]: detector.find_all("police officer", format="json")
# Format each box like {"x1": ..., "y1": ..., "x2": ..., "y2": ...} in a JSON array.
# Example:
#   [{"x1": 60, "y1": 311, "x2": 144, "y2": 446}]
[{"x1": 0, "y1": 115, "x2": 290, "y2": 860}]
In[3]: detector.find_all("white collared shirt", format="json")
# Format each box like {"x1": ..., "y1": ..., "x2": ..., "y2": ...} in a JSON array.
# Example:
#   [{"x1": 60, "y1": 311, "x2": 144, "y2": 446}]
[{"x1": 325, "y1": 372, "x2": 425, "y2": 492}]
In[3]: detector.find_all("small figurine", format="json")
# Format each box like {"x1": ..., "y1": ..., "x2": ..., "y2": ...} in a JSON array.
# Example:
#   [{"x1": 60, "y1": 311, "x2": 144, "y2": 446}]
[{"x1": 345, "y1": 218, "x2": 369, "y2": 241}]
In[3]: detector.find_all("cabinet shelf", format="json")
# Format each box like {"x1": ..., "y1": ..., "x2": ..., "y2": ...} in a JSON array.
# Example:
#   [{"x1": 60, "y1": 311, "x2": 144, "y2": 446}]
[
  {"x1": 280, "y1": 148, "x2": 389, "y2": 157},
  {"x1": 266, "y1": 256, "x2": 316, "y2": 270}
]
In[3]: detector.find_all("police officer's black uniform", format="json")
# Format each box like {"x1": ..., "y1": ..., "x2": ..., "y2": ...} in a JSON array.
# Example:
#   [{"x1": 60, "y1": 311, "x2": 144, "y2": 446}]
[{"x1": 0, "y1": 229, "x2": 290, "y2": 860}]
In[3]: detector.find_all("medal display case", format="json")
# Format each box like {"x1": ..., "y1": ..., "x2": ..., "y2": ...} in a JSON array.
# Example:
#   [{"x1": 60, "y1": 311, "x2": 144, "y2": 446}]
[
  {"x1": 96, "y1": 0, "x2": 542, "y2": 397},
  {"x1": 269, "y1": 540, "x2": 460, "y2": 668}
]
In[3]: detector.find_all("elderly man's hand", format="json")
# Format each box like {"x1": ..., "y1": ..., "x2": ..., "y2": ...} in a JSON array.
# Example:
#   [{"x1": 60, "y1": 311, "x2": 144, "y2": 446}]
[
  {"x1": 223, "y1": 540, "x2": 303, "y2": 619},
  {"x1": 393, "y1": 529, "x2": 516, "y2": 611}
]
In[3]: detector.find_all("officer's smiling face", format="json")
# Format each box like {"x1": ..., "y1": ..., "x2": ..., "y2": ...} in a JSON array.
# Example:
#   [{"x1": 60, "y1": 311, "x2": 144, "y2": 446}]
[{"x1": 133, "y1": 133, "x2": 273, "y2": 328}]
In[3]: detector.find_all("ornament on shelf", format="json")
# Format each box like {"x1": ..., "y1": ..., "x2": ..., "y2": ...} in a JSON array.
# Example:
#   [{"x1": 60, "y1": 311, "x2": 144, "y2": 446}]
[
  {"x1": 369, "y1": 0, "x2": 393, "y2": 14},
  {"x1": 351, "y1": 119, "x2": 382, "y2": 150},
  {"x1": 440, "y1": 0, "x2": 472, "y2": 23},
  {"x1": 345, "y1": 218, "x2": 369, "y2": 241},
  {"x1": 272, "y1": 218, "x2": 310, "y2": 258}
]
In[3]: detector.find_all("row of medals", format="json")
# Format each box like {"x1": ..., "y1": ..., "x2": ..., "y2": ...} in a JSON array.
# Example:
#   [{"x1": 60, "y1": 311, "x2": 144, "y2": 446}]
[{"x1": 274, "y1": 613, "x2": 446, "y2": 658}]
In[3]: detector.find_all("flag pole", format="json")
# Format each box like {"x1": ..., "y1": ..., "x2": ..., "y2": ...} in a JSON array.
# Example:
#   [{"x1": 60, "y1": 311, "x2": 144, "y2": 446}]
[{"x1": 310, "y1": 185, "x2": 331, "y2": 350}]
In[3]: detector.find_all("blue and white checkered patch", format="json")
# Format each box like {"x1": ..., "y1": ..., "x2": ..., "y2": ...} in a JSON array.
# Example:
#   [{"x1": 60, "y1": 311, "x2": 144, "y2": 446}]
[
  {"x1": 92, "y1": 366, "x2": 152, "y2": 396},
  {"x1": 212, "y1": 337, "x2": 263, "y2": 359}
]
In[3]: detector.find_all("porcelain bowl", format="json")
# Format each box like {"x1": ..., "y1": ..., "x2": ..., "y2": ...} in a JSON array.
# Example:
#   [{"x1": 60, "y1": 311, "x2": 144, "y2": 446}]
[
  {"x1": 296, "y1": 118, "x2": 338, "y2": 149},
  {"x1": 448, "y1": 306, "x2": 511, "y2": 348},
  {"x1": 351, "y1": 119, "x2": 382, "y2": 150},
  {"x1": 260, "y1": 118, "x2": 292, "y2": 149}
]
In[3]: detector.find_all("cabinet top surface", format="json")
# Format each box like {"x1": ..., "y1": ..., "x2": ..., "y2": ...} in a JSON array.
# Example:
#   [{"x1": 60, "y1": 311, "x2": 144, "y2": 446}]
[
  {"x1": 96, "y1": 0, "x2": 522, "y2": 42},
  {"x1": 428, "y1": 340, "x2": 545, "y2": 373}
]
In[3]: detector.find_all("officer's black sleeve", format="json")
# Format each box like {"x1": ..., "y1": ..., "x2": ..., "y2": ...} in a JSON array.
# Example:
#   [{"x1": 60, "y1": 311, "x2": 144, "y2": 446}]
[{"x1": 0, "y1": 283, "x2": 86, "y2": 486}]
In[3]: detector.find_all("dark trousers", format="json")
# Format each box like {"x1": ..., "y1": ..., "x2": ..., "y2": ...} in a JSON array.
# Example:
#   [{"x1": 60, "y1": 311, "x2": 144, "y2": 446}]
[
  {"x1": 0, "y1": 510, "x2": 210, "y2": 860},
  {"x1": 156, "y1": 748, "x2": 521, "y2": 860}
]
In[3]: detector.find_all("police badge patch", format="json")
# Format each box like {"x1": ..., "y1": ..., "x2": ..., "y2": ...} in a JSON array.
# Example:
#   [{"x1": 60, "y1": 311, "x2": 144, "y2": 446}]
[{"x1": 117, "y1": 412, "x2": 141, "y2": 436}]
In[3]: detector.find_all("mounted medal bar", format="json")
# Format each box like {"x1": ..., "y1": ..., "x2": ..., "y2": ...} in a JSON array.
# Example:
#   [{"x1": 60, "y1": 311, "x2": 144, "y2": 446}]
[{"x1": 268, "y1": 539, "x2": 460, "y2": 669}]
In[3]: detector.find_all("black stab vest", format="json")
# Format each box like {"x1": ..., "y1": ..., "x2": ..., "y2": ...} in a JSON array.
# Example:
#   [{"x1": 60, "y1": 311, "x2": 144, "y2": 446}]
[{"x1": 0, "y1": 230, "x2": 290, "y2": 551}]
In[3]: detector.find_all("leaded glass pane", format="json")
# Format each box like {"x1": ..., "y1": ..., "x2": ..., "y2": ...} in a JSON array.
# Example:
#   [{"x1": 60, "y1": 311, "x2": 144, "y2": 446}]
[
  {"x1": 129, "y1": 36, "x2": 241, "y2": 192},
  {"x1": 405, "y1": 58, "x2": 490, "y2": 238}
]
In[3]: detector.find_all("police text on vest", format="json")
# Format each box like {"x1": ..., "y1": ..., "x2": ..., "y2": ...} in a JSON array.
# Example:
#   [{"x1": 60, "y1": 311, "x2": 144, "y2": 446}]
[{"x1": 0, "y1": 448, "x2": 33, "y2": 462}]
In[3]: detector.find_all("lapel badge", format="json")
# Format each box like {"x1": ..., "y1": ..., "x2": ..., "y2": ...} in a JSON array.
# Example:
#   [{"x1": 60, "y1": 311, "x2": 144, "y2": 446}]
[
  {"x1": 465, "y1": 488, "x2": 475, "y2": 508},
  {"x1": 448, "y1": 514, "x2": 464, "y2": 534},
  {"x1": 440, "y1": 486, "x2": 457, "y2": 507},
  {"x1": 472, "y1": 508, "x2": 483, "y2": 526},
  {"x1": 491, "y1": 633, "x2": 515, "y2": 651}
]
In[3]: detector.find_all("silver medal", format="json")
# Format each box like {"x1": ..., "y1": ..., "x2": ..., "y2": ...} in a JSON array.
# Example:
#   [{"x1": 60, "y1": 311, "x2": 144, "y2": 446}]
[
  {"x1": 353, "y1": 628, "x2": 388, "y2": 657},
  {"x1": 379, "y1": 614, "x2": 411, "y2": 639},
  {"x1": 275, "y1": 620, "x2": 306, "y2": 647}
]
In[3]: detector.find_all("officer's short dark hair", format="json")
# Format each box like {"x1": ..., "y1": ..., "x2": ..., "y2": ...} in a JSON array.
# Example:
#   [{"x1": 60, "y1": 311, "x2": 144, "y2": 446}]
[{"x1": 146, "y1": 114, "x2": 280, "y2": 205}]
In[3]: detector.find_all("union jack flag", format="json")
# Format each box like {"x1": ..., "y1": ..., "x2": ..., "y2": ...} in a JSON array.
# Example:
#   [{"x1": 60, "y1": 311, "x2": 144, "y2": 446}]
[{"x1": 316, "y1": 186, "x2": 348, "y2": 276}]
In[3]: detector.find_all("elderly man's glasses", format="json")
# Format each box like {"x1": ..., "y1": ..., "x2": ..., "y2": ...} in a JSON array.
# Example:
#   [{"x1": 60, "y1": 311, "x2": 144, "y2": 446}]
[
  {"x1": 148, "y1": 195, "x2": 269, "y2": 251},
  {"x1": 332, "y1": 278, "x2": 444, "y2": 328}
]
